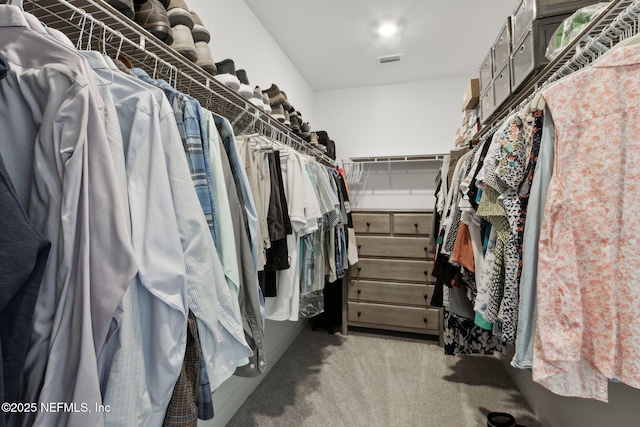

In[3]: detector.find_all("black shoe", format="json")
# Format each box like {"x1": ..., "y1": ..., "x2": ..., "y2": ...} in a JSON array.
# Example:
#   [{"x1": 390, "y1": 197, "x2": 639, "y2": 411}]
[
  {"x1": 487, "y1": 412, "x2": 516, "y2": 427},
  {"x1": 134, "y1": 0, "x2": 173, "y2": 44},
  {"x1": 215, "y1": 58, "x2": 237, "y2": 76},
  {"x1": 104, "y1": 0, "x2": 135, "y2": 19}
]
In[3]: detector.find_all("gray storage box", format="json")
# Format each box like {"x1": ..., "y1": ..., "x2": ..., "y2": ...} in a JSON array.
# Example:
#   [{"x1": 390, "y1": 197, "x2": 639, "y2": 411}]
[
  {"x1": 492, "y1": 18, "x2": 512, "y2": 74},
  {"x1": 510, "y1": 14, "x2": 571, "y2": 92},
  {"x1": 479, "y1": 83, "x2": 495, "y2": 124},
  {"x1": 479, "y1": 49, "x2": 493, "y2": 93},
  {"x1": 512, "y1": 0, "x2": 605, "y2": 48},
  {"x1": 493, "y1": 62, "x2": 511, "y2": 110}
]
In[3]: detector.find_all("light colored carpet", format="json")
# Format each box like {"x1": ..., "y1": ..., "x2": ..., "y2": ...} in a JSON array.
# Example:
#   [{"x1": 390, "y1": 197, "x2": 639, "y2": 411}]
[{"x1": 228, "y1": 325, "x2": 541, "y2": 427}]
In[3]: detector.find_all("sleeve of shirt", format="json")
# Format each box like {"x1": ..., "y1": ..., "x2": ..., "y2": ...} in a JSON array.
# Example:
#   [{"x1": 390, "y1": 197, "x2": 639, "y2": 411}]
[
  {"x1": 283, "y1": 153, "x2": 307, "y2": 232},
  {"x1": 300, "y1": 158, "x2": 322, "y2": 235},
  {"x1": 124, "y1": 101, "x2": 189, "y2": 427},
  {"x1": 20, "y1": 81, "x2": 138, "y2": 427}
]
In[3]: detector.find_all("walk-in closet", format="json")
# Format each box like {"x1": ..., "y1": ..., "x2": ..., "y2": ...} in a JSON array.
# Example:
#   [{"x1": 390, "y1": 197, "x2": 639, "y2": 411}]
[{"x1": 2, "y1": 1, "x2": 640, "y2": 426}]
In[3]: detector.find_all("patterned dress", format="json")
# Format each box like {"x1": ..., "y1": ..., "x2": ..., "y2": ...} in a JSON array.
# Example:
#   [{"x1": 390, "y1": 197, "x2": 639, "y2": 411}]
[{"x1": 534, "y1": 45, "x2": 640, "y2": 401}]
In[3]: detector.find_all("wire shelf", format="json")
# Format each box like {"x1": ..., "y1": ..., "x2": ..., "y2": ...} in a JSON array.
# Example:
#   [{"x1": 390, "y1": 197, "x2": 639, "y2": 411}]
[
  {"x1": 479, "y1": 0, "x2": 640, "y2": 139},
  {"x1": 17, "y1": 0, "x2": 336, "y2": 166}
]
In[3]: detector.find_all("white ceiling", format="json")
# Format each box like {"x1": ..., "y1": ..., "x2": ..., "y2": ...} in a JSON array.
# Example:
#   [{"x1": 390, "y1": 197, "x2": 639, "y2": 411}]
[{"x1": 243, "y1": 0, "x2": 517, "y2": 91}]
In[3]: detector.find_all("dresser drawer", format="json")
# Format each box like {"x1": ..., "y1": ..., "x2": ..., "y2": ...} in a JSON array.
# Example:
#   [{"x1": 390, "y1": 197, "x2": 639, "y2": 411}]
[
  {"x1": 348, "y1": 302, "x2": 440, "y2": 332},
  {"x1": 349, "y1": 280, "x2": 434, "y2": 306},
  {"x1": 356, "y1": 236, "x2": 431, "y2": 259},
  {"x1": 352, "y1": 213, "x2": 391, "y2": 234},
  {"x1": 392, "y1": 213, "x2": 432, "y2": 235},
  {"x1": 351, "y1": 258, "x2": 434, "y2": 283}
]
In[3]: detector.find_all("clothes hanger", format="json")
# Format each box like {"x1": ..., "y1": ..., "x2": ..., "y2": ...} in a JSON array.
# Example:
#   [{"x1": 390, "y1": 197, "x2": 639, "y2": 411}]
[{"x1": 7, "y1": 0, "x2": 24, "y2": 10}]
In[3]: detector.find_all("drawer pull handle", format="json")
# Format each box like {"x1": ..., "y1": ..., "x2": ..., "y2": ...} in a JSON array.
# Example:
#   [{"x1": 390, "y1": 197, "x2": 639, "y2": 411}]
[
  {"x1": 357, "y1": 311, "x2": 362, "y2": 316},
  {"x1": 357, "y1": 288, "x2": 362, "y2": 294},
  {"x1": 520, "y1": 45, "x2": 525, "y2": 52},
  {"x1": 414, "y1": 223, "x2": 418, "y2": 228},
  {"x1": 366, "y1": 222, "x2": 371, "y2": 227},
  {"x1": 424, "y1": 246, "x2": 428, "y2": 251},
  {"x1": 357, "y1": 266, "x2": 362, "y2": 272},
  {"x1": 423, "y1": 270, "x2": 428, "y2": 275},
  {"x1": 423, "y1": 317, "x2": 428, "y2": 323},
  {"x1": 357, "y1": 244, "x2": 362, "y2": 249},
  {"x1": 423, "y1": 293, "x2": 428, "y2": 299}
]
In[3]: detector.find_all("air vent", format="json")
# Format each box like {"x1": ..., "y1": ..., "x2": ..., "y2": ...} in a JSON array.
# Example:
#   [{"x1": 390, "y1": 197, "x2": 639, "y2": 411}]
[{"x1": 378, "y1": 54, "x2": 403, "y2": 64}]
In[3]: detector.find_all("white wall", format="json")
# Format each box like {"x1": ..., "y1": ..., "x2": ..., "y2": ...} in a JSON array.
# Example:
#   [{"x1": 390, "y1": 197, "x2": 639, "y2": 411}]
[
  {"x1": 190, "y1": 0, "x2": 316, "y2": 123},
  {"x1": 313, "y1": 76, "x2": 470, "y2": 160},
  {"x1": 346, "y1": 161, "x2": 440, "y2": 210}
]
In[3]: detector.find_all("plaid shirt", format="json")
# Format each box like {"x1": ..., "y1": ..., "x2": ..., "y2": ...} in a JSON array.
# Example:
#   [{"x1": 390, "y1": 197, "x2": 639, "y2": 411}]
[
  {"x1": 163, "y1": 311, "x2": 200, "y2": 427},
  {"x1": 133, "y1": 72, "x2": 218, "y2": 246}
]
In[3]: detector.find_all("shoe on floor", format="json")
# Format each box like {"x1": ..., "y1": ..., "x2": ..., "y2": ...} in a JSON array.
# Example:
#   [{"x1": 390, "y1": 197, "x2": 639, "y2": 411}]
[
  {"x1": 170, "y1": 24, "x2": 197, "y2": 62},
  {"x1": 236, "y1": 69, "x2": 254, "y2": 99},
  {"x1": 135, "y1": 0, "x2": 173, "y2": 44},
  {"x1": 166, "y1": 0, "x2": 194, "y2": 29},
  {"x1": 190, "y1": 11, "x2": 211, "y2": 43},
  {"x1": 262, "y1": 83, "x2": 285, "y2": 107},
  {"x1": 105, "y1": 0, "x2": 135, "y2": 19},
  {"x1": 487, "y1": 412, "x2": 517, "y2": 427},
  {"x1": 195, "y1": 41, "x2": 216, "y2": 75},
  {"x1": 214, "y1": 58, "x2": 241, "y2": 91}
]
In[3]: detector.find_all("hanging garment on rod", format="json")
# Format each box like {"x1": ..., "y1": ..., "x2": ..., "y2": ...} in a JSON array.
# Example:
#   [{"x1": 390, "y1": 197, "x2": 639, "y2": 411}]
[
  {"x1": 436, "y1": 45, "x2": 640, "y2": 404},
  {"x1": 533, "y1": 44, "x2": 640, "y2": 402},
  {"x1": 0, "y1": 151, "x2": 51, "y2": 427},
  {"x1": 0, "y1": 3, "x2": 354, "y2": 426},
  {"x1": 0, "y1": 6, "x2": 139, "y2": 427}
]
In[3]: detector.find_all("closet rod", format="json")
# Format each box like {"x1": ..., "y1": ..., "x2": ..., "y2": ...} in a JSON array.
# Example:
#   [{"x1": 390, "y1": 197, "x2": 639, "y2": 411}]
[
  {"x1": 478, "y1": 0, "x2": 638, "y2": 139},
  {"x1": 21, "y1": 0, "x2": 337, "y2": 167},
  {"x1": 348, "y1": 154, "x2": 447, "y2": 163}
]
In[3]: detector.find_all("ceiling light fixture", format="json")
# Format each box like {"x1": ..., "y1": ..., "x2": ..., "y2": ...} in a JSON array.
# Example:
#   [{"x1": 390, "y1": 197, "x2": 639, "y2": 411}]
[{"x1": 378, "y1": 23, "x2": 398, "y2": 37}]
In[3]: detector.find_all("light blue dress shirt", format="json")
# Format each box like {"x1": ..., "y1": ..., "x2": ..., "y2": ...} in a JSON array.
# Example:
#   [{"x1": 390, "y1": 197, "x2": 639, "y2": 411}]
[
  {"x1": 83, "y1": 52, "x2": 189, "y2": 427},
  {"x1": 511, "y1": 106, "x2": 555, "y2": 369},
  {"x1": 131, "y1": 69, "x2": 252, "y2": 386}
]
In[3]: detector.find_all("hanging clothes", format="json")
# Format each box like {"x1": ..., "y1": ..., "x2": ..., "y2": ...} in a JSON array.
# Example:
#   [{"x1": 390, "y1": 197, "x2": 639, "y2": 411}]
[
  {"x1": 0, "y1": 7, "x2": 139, "y2": 427},
  {"x1": 534, "y1": 45, "x2": 640, "y2": 402},
  {"x1": 0, "y1": 151, "x2": 51, "y2": 427}
]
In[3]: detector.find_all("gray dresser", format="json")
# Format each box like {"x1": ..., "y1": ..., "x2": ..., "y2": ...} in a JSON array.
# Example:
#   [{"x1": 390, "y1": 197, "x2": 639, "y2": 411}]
[{"x1": 346, "y1": 210, "x2": 443, "y2": 343}]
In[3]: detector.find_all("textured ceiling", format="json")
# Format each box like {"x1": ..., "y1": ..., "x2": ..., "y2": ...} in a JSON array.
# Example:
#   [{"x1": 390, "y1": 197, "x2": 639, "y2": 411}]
[{"x1": 244, "y1": 0, "x2": 517, "y2": 91}]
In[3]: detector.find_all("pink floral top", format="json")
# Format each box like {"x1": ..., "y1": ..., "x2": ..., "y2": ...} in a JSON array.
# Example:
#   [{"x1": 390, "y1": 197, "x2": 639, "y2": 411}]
[{"x1": 534, "y1": 45, "x2": 640, "y2": 401}]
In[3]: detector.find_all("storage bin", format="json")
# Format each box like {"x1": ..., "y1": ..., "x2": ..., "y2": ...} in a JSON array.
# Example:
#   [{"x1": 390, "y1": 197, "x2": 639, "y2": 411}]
[
  {"x1": 512, "y1": 0, "x2": 605, "y2": 48},
  {"x1": 510, "y1": 14, "x2": 571, "y2": 91},
  {"x1": 479, "y1": 83, "x2": 495, "y2": 124},
  {"x1": 480, "y1": 49, "x2": 493, "y2": 93},
  {"x1": 492, "y1": 18, "x2": 512, "y2": 74},
  {"x1": 493, "y1": 62, "x2": 511, "y2": 109}
]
